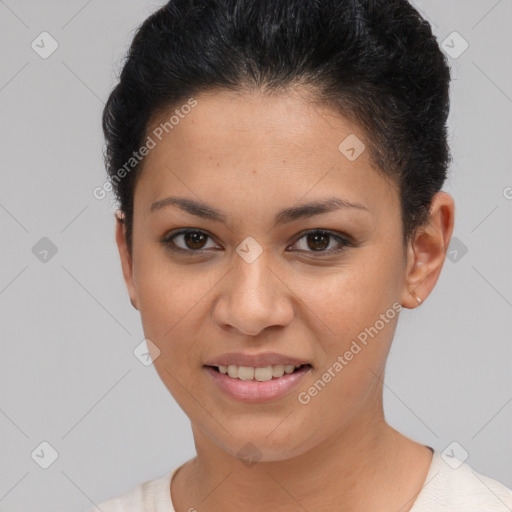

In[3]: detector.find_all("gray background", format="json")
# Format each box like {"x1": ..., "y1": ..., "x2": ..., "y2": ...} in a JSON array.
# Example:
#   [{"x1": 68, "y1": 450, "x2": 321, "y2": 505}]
[{"x1": 0, "y1": 0, "x2": 511, "y2": 510}]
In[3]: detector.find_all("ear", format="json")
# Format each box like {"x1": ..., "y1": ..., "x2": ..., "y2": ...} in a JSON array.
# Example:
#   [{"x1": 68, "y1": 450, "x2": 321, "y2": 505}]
[
  {"x1": 114, "y1": 210, "x2": 139, "y2": 310},
  {"x1": 401, "y1": 191, "x2": 455, "y2": 309}
]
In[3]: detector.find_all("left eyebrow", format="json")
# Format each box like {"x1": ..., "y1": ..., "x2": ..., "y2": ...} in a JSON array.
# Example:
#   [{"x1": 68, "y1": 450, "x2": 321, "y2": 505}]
[{"x1": 149, "y1": 196, "x2": 369, "y2": 225}]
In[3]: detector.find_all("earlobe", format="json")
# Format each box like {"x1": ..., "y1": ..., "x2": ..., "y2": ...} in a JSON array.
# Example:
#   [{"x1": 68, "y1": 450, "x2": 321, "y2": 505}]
[
  {"x1": 400, "y1": 241, "x2": 427, "y2": 309},
  {"x1": 114, "y1": 210, "x2": 139, "y2": 311},
  {"x1": 400, "y1": 191, "x2": 455, "y2": 309}
]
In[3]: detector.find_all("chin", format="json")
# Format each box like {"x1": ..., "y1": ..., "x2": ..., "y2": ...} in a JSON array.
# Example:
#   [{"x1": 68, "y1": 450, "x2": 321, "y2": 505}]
[{"x1": 210, "y1": 423, "x2": 319, "y2": 464}]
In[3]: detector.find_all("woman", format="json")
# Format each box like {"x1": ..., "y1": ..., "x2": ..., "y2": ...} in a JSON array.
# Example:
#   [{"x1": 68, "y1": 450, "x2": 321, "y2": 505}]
[{"x1": 90, "y1": 0, "x2": 512, "y2": 510}]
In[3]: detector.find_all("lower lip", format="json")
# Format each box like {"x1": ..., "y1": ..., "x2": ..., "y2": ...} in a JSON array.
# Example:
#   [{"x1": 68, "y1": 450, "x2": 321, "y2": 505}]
[{"x1": 204, "y1": 365, "x2": 312, "y2": 403}]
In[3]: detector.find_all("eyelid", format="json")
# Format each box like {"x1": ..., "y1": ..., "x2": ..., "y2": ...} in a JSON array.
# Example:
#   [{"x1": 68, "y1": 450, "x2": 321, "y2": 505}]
[
  {"x1": 288, "y1": 229, "x2": 353, "y2": 255},
  {"x1": 290, "y1": 228, "x2": 354, "y2": 247},
  {"x1": 161, "y1": 228, "x2": 221, "y2": 253},
  {"x1": 161, "y1": 228, "x2": 354, "y2": 255}
]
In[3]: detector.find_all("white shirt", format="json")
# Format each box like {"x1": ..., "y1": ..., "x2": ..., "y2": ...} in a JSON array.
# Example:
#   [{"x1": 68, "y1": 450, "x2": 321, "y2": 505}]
[{"x1": 87, "y1": 450, "x2": 512, "y2": 511}]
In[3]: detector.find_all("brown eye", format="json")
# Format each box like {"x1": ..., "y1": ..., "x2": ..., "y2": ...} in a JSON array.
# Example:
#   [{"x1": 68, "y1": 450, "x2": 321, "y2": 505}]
[
  {"x1": 182, "y1": 231, "x2": 208, "y2": 250},
  {"x1": 290, "y1": 229, "x2": 352, "y2": 256},
  {"x1": 162, "y1": 229, "x2": 219, "y2": 252},
  {"x1": 305, "y1": 232, "x2": 330, "y2": 251}
]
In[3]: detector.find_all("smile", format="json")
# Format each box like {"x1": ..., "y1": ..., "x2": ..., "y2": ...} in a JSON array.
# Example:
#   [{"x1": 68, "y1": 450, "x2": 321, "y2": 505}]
[
  {"x1": 213, "y1": 363, "x2": 309, "y2": 381},
  {"x1": 204, "y1": 364, "x2": 312, "y2": 402}
]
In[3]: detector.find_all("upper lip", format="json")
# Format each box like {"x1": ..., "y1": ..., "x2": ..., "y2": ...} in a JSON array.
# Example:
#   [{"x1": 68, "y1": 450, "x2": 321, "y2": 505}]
[{"x1": 204, "y1": 352, "x2": 311, "y2": 368}]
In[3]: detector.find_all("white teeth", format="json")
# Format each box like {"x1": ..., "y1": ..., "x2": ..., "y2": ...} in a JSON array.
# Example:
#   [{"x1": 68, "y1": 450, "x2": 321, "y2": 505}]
[
  {"x1": 254, "y1": 366, "x2": 273, "y2": 381},
  {"x1": 215, "y1": 363, "x2": 305, "y2": 380},
  {"x1": 272, "y1": 364, "x2": 284, "y2": 377},
  {"x1": 238, "y1": 366, "x2": 255, "y2": 380}
]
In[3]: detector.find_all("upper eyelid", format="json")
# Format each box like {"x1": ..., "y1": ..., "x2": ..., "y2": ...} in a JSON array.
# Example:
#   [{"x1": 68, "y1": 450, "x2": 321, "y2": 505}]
[{"x1": 164, "y1": 228, "x2": 350, "y2": 250}]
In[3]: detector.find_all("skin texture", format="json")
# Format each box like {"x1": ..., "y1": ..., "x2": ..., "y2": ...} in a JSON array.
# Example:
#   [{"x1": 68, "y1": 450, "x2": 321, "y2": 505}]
[{"x1": 115, "y1": 88, "x2": 455, "y2": 512}]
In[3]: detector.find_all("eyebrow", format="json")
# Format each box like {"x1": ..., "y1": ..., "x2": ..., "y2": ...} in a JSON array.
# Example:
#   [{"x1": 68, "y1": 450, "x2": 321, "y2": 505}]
[{"x1": 150, "y1": 196, "x2": 369, "y2": 225}]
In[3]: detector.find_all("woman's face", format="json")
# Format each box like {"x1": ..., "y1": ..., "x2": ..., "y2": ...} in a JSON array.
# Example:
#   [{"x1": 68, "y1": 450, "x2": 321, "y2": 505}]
[{"x1": 117, "y1": 88, "x2": 417, "y2": 461}]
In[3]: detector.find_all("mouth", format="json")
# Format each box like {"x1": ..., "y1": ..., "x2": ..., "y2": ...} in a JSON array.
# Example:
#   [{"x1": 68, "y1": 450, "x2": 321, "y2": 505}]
[
  {"x1": 205, "y1": 363, "x2": 312, "y2": 381},
  {"x1": 203, "y1": 362, "x2": 312, "y2": 403}
]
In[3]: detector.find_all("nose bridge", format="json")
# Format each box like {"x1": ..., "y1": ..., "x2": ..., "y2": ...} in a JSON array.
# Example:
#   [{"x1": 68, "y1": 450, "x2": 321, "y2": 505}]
[
  {"x1": 236, "y1": 251, "x2": 274, "y2": 301},
  {"x1": 214, "y1": 250, "x2": 293, "y2": 336}
]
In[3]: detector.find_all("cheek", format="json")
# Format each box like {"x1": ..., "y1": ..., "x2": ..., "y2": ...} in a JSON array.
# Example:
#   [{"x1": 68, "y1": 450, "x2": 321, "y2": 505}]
[
  {"x1": 293, "y1": 273, "x2": 397, "y2": 426},
  {"x1": 291, "y1": 255, "x2": 401, "y2": 373},
  {"x1": 133, "y1": 243, "x2": 193, "y2": 323},
  {"x1": 294, "y1": 261, "x2": 397, "y2": 334},
  {"x1": 133, "y1": 254, "x2": 219, "y2": 362}
]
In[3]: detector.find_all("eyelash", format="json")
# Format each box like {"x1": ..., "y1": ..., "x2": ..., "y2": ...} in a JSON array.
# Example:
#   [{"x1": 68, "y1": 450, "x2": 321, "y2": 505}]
[{"x1": 160, "y1": 228, "x2": 354, "y2": 257}]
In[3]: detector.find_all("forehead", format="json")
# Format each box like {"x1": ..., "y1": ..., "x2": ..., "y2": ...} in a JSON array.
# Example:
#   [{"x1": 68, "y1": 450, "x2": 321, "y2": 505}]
[
  {"x1": 148, "y1": 88, "x2": 368, "y2": 160},
  {"x1": 137, "y1": 88, "x2": 398, "y2": 220}
]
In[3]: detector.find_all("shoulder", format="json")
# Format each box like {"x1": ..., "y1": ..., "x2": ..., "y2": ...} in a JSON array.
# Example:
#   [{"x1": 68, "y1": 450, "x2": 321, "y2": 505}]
[
  {"x1": 412, "y1": 451, "x2": 512, "y2": 511},
  {"x1": 84, "y1": 468, "x2": 176, "y2": 512}
]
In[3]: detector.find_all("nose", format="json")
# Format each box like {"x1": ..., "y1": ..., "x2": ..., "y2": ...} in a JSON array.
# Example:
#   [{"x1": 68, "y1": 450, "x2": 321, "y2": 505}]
[{"x1": 212, "y1": 253, "x2": 295, "y2": 337}]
